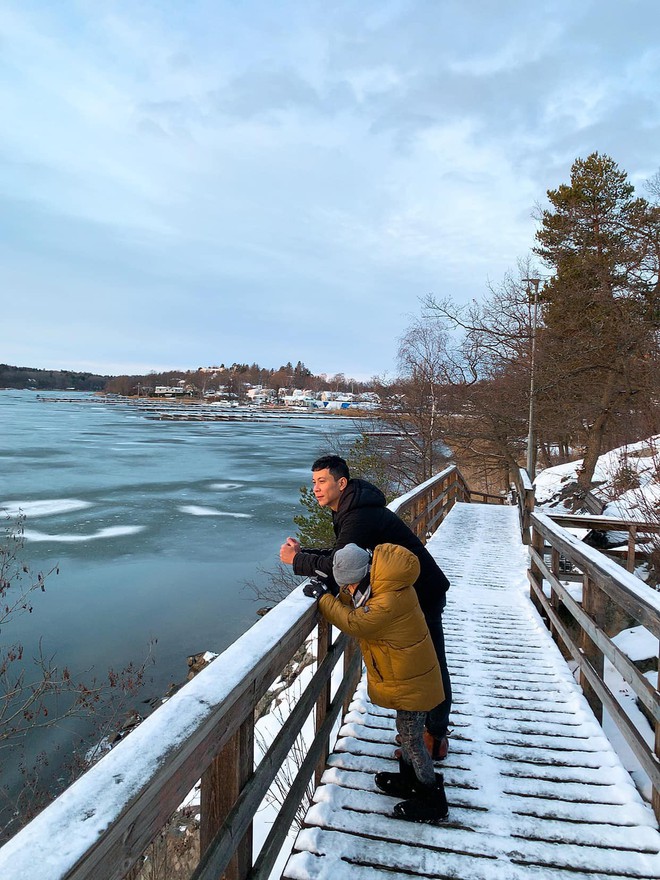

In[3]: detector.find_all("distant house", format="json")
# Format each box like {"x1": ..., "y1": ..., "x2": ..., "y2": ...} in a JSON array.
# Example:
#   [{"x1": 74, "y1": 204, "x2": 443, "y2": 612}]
[
  {"x1": 247, "y1": 386, "x2": 276, "y2": 404},
  {"x1": 282, "y1": 391, "x2": 324, "y2": 408},
  {"x1": 321, "y1": 391, "x2": 355, "y2": 402},
  {"x1": 154, "y1": 385, "x2": 185, "y2": 396}
]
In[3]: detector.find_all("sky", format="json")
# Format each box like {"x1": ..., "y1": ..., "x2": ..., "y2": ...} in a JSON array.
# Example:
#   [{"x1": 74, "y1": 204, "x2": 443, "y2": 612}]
[{"x1": 1, "y1": 1, "x2": 659, "y2": 381}]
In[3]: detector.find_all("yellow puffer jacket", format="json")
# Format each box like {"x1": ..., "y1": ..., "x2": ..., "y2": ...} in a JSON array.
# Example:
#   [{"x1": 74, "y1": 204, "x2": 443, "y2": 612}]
[{"x1": 318, "y1": 543, "x2": 444, "y2": 712}]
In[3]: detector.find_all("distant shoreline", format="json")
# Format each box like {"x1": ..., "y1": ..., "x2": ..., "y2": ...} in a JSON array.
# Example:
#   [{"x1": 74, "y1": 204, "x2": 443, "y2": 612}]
[{"x1": 15, "y1": 391, "x2": 364, "y2": 422}]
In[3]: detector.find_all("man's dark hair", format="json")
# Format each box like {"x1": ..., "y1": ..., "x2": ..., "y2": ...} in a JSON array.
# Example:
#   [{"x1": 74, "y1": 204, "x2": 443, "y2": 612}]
[{"x1": 312, "y1": 455, "x2": 350, "y2": 481}]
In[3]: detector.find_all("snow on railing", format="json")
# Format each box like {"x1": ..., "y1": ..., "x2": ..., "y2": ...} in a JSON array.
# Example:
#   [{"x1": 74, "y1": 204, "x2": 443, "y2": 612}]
[
  {"x1": 511, "y1": 465, "x2": 535, "y2": 544},
  {"x1": 388, "y1": 464, "x2": 471, "y2": 540},
  {"x1": 0, "y1": 585, "x2": 360, "y2": 880}
]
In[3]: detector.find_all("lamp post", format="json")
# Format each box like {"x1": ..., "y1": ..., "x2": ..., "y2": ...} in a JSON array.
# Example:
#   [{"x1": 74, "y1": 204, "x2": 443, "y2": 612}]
[{"x1": 522, "y1": 277, "x2": 541, "y2": 478}]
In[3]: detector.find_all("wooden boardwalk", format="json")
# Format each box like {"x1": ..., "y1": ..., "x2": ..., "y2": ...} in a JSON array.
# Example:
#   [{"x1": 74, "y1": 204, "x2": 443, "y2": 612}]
[{"x1": 283, "y1": 502, "x2": 660, "y2": 880}]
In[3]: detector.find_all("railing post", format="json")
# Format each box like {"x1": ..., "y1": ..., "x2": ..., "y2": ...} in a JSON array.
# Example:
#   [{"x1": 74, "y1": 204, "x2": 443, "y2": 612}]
[
  {"x1": 529, "y1": 523, "x2": 545, "y2": 618},
  {"x1": 627, "y1": 525, "x2": 637, "y2": 573},
  {"x1": 550, "y1": 547, "x2": 561, "y2": 643},
  {"x1": 580, "y1": 575, "x2": 606, "y2": 724},
  {"x1": 443, "y1": 474, "x2": 451, "y2": 517},
  {"x1": 315, "y1": 617, "x2": 332, "y2": 787},
  {"x1": 200, "y1": 714, "x2": 254, "y2": 880},
  {"x1": 414, "y1": 494, "x2": 425, "y2": 540}
]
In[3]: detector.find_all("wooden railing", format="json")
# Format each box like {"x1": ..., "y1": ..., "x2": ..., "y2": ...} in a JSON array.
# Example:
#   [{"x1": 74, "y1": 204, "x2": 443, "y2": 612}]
[
  {"x1": 1, "y1": 468, "x2": 464, "y2": 880},
  {"x1": 511, "y1": 464, "x2": 535, "y2": 544},
  {"x1": 545, "y1": 512, "x2": 660, "y2": 574},
  {"x1": 0, "y1": 590, "x2": 361, "y2": 880},
  {"x1": 528, "y1": 510, "x2": 660, "y2": 821},
  {"x1": 389, "y1": 463, "x2": 471, "y2": 541}
]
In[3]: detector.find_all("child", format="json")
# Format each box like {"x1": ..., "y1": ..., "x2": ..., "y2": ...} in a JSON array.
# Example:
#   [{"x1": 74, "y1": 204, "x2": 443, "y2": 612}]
[{"x1": 303, "y1": 542, "x2": 448, "y2": 824}]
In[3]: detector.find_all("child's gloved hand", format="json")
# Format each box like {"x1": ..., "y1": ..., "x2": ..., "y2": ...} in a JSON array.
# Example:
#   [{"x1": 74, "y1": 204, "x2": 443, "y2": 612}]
[{"x1": 303, "y1": 577, "x2": 330, "y2": 599}]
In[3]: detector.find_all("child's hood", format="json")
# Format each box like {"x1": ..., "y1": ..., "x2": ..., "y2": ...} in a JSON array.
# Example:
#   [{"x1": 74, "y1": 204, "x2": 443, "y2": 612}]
[{"x1": 370, "y1": 543, "x2": 420, "y2": 595}]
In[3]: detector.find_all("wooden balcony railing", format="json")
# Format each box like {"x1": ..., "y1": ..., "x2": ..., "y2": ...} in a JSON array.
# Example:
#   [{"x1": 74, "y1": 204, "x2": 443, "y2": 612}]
[
  {"x1": 528, "y1": 510, "x2": 660, "y2": 821},
  {"x1": 0, "y1": 467, "x2": 465, "y2": 880},
  {"x1": 389, "y1": 463, "x2": 471, "y2": 541}
]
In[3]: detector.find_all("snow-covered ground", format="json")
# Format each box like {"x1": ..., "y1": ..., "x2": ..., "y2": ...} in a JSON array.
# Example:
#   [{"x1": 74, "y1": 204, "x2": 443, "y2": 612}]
[{"x1": 535, "y1": 435, "x2": 660, "y2": 519}]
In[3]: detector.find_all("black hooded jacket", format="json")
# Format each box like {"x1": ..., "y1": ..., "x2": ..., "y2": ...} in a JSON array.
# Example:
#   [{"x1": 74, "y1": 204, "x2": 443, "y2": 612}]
[{"x1": 292, "y1": 478, "x2": 450, "y2": 615}]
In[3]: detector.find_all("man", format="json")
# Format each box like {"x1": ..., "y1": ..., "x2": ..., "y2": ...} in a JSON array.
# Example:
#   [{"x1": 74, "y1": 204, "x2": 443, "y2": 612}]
[{"x1": 280, "y1": 454, "x2": 452, "y2": 759}]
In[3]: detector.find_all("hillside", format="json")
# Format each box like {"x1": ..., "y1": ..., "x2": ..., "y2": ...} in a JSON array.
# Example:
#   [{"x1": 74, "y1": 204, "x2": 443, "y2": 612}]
[
  {"x1": 534, "y1": 435, "x2": 660, "y2": 584},
  {"x1": 0, "y1": 364, "x2": 110, "y2": 391}
]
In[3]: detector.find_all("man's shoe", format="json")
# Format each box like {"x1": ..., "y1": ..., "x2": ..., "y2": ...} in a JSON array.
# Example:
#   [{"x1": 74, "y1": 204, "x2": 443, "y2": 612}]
[
  {"x1": 394, "y1": 732, "x2": 449, "y2": 761},
  {"x1": 393, "y1": 773, "x2": 449, "y2": 825},
  {"x1": 423, "y1": 731, "x2": 449, "y2": 760},
  {"x1": 375, "y1": 757, "x2": 416, "y2": 799}
]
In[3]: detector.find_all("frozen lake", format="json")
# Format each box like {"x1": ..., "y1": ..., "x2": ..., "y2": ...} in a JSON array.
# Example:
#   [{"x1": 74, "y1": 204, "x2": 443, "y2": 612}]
[{"x1": 0, "y1": 390, "x2": 354, "y2": 804}]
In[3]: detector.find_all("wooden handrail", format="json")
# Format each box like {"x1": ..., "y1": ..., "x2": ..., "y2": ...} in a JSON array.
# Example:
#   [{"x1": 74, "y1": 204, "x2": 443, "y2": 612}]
[
  {"x1": 2, "y1": 470, "x2": 464, "y2": 880},
  {"x1": 0, "y1": 587, "x2": 360, "y2": 880},
  {"x1": 389, "y1": 464, "x2": 471, "y2": 541},
  {"x1": 528, "y1": 510, "x2": 660, "y2": 821},
  {"x1": 547, "y1": 512, "x2": 660, "y2": 573},
  {"x1": 511, "y1": 465, "x2": 535, "y2": 544}
]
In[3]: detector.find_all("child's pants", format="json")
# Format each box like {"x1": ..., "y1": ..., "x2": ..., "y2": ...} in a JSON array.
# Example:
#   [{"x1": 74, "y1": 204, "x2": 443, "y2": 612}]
[{"x1": 395, "y1": 709, "x2": 436, "y2": 786}]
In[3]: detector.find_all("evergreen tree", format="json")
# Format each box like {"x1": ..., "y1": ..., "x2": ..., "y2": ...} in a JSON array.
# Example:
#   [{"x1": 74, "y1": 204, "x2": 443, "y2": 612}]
[{"x1": 534, "y1": 153, "x2": 660, "y2": 489}]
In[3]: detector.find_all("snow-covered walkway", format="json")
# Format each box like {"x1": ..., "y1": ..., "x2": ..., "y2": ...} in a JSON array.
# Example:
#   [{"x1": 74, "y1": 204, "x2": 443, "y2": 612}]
[{"x1": 283, "y1": 502, "x2": 660, "y2": 880}]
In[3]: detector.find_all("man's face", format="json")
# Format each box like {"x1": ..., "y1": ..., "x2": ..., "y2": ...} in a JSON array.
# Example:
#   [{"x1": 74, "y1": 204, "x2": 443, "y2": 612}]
[{"x1": 312, "y1": 468, "x2": 347, "y2": 511}]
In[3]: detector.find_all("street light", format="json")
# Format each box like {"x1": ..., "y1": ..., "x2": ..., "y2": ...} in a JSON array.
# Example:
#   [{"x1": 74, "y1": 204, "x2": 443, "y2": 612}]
[{"x1": 522, "y1": 277, "x2": 541, "y2": 478}]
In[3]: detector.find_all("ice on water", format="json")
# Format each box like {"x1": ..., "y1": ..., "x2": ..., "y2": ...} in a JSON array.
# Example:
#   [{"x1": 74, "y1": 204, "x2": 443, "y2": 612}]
[{"x1": 0, "y1": 498, "x2": 92, "y2": 517}]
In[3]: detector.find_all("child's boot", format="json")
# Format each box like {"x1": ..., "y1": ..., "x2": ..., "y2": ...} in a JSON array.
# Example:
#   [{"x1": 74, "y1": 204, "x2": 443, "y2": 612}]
[
  {"x1": 374, "y1": 757, "x2": 416, "y2": 799},
  {"x1": 393, "y1": 773, "x2": 449, "y2": 824}
]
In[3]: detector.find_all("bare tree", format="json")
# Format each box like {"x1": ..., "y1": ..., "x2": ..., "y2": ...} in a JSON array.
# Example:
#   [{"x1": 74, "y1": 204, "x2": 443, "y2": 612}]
[{"x1": 0, "y1": 514, "x2": 154, "y2": 841}]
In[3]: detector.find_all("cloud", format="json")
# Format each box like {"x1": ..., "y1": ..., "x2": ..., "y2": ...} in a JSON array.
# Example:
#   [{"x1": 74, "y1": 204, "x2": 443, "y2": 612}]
[{"x1": 1, "y1": 0, "x2": 659, "y2": 378}]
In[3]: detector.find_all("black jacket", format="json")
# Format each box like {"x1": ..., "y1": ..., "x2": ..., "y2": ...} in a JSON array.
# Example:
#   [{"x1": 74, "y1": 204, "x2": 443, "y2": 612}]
[{"x1": 292, "y1": 478, "x2": 450, "y2": 614}]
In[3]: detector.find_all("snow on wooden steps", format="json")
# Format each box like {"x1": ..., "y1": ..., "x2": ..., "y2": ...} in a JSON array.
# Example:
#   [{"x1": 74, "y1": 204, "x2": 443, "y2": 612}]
[{"x1": 283, "y1": 502, "x2": 660, "y2": 880}]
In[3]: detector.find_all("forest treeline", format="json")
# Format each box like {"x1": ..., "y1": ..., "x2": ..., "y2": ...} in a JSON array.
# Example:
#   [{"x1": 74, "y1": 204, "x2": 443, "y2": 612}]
[
  {"x1": 0, "y1": 365, "x2": 109, "y2": 391},
  {"x1": 103, "y1": 360, "x2": 372, "y2": 398}
]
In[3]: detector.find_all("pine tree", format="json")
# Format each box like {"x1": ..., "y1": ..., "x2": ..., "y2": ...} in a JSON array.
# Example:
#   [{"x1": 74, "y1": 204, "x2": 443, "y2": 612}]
[{"x1": 534, "y1": 153, "x2": 659, "y2": 489}]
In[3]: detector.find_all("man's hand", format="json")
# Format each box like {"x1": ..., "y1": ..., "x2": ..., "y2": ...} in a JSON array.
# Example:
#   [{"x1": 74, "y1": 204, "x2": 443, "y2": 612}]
[
  {"x1": 303, "y1": 578, "x2": 330, "y2": 600},
  {"x1": 279, "y1": 536, "x2": 301, "y2": 565}
]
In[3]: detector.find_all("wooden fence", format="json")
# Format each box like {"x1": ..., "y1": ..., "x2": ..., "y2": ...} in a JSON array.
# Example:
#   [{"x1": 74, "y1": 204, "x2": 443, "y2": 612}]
[
  {"x1": 528, "y1": 510, "x2": 660, "y2": 821},
  {"x1": 0, "y1": 466, "x2": 465, "y2": 880},
  {"x1": 545, "y1": 512, "x2": 660, "y2": 573},
  {"x1": 388, "y1": 464, "x2": 470, "y2": 540},
  {"x1": 389, "y1": 462, "x2": 507, "y2": 542},
  {"x1": 510, "y1": 464, "x2": 535, "y2": 544}
]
